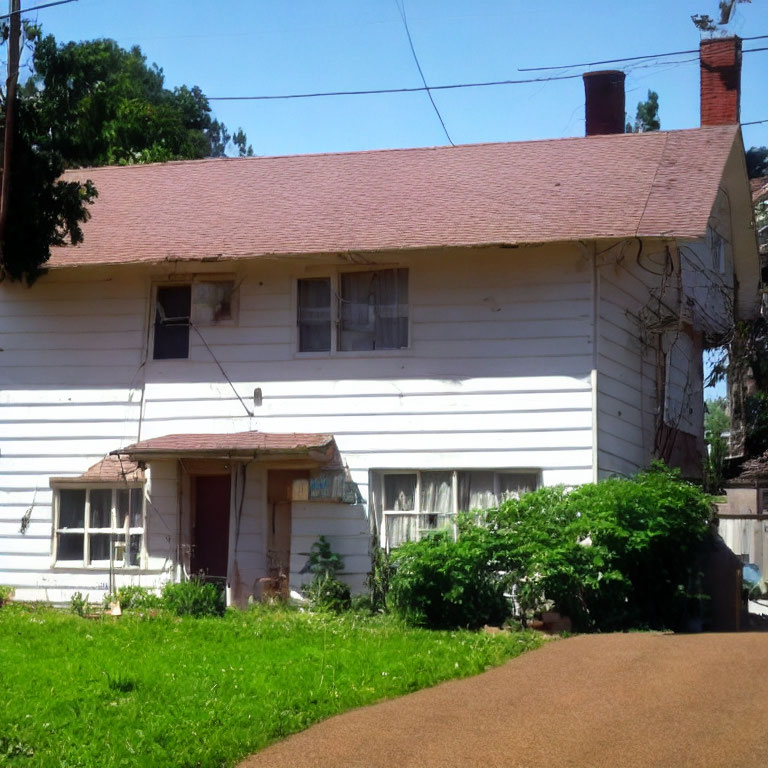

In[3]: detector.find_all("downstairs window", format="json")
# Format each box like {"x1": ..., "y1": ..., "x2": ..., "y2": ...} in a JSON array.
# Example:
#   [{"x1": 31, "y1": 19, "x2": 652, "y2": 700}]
[
  {"x1": 54, "y1": 486, "x2": 145, "y2": 567},
  {"x1": 377, "y1": 469, "x2": 538, "y2": 550}
]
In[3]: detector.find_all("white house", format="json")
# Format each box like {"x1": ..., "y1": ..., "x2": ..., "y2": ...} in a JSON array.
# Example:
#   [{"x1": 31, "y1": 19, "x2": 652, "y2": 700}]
[{"x1": 0, "y1": 38, "x2": 760, "y2": 606}]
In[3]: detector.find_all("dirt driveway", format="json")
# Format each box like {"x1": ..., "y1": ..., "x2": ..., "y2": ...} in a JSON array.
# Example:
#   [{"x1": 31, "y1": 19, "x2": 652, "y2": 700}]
[{"x1": 239, "y1": 632, "x2": 767, "y2": 768}]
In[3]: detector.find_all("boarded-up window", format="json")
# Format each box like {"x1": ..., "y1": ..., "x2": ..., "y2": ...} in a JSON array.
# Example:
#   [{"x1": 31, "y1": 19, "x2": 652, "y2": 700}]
[{"x1": 154, "y1": 285, "x2": 191, "y2": 359}]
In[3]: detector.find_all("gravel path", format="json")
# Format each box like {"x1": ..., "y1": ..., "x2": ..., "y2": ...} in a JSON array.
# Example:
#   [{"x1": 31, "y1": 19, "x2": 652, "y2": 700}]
[{"x1": 239, "y1": 633, "x2": 767, "y2": 768}]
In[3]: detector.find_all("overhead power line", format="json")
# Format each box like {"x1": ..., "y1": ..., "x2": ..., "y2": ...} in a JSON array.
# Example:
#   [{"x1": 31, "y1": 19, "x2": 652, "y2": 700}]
[
  {"x1": 0, "y1": 0, "x2": 77, "y2": 19},
  {"x1": 519, "y1": 48, "x2": 699, "y2": 72},
  {"x1": 207, "y1": 43, "x2": 765, "y2": 104},
  {"x1": 393, "y1": 0, "x2": 454, "y2": 146},
  {"x1": 520, "y1": 34, "x2": 768, "y2": 72},
  {"x1": 207, "y1": 72, "x2": 586, "y2": 102}
]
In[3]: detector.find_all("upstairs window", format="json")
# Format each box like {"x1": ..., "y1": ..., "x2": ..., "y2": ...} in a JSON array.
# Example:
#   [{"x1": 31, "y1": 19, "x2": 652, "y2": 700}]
[
  {"x1": 154, "y1": 285, "x2": 191, "y2": 359},
  {"x1": 54, "y1": 486, "x2": 145, "y2": 567},
  {"x1": 339, "y1": 269, "x2": 408, "y2": 351},
  {"x1": 297, "y1": 277, "x2": 332, "y2": 352},
  {"x1": 153, "y1": 279, "x2": 238, "y2": 360},
  {"x1": 297, "y1": 269, "x2": 409, "y2": 353}
]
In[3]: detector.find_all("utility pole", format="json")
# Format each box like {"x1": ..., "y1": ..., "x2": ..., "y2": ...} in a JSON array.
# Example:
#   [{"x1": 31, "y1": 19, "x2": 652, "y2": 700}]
[{"x1": 0, "y1": 0, "x2": 20, "y2": 270}]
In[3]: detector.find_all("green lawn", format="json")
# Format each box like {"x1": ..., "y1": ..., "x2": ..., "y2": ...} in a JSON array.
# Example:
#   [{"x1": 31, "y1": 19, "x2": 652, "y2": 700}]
[{"x1": 0, "y1": 604, "x2": 541, "y2": 767}]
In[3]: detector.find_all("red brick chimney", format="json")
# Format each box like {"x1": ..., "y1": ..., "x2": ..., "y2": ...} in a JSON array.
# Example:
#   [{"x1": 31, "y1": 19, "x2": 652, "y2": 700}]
[
  {"x1": 700, "y1": 36, "x2": 742, "y2": 125},
  {"x1": 583, "y1": 70, "x2": 626, "y2": 136}
]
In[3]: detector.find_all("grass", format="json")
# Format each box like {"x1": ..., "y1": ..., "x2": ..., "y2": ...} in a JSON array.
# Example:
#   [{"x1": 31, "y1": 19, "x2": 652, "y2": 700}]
[{"x1": 0, "y1": 603, "x2": 541, "y2": 767}]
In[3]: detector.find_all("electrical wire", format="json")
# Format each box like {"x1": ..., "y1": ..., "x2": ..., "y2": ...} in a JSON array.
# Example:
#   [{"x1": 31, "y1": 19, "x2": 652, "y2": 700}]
[
  {"x1": 393, "y1": 0, "x2": 453, "y2": 146},
  {"x1": 207, "y1": 72, "x2": 584, "y2": 101},
  {"x1": 189, "y1": 321, "x2": 254, "y2": 418},
  {"x1": 1, "y1": 0, "x2": 77, "y2": 18},
  {"x1": 519, "y1": 35, "x2": 768, "y2": 73},
  {"x1": 206, "y1": 46, "x2": 763, "y2": 104}
]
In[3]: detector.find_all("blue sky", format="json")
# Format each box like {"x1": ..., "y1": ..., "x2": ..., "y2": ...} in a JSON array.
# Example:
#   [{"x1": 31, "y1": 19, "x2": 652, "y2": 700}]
[{"x1": 28, "y1": 0, "x2": 768, "y2": 156}]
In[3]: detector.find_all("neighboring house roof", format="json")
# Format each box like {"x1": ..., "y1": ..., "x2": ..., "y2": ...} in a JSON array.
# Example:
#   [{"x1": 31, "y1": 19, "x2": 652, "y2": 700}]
[
  {"x1": 49, "y1": 125, "x2": 740, "y2": 269},
  {"x1": 735, "y1": 451, "x2": 768, "y2": 481},
  {"x1": 50, "y1": 455, "x2": 144, "y2": 485},
  {"x1": 751, "y1": 176, "x2": 768, "y2": 202},
  {"x1": 112, "y1": 431, "x2": 336, "y2": 462}
]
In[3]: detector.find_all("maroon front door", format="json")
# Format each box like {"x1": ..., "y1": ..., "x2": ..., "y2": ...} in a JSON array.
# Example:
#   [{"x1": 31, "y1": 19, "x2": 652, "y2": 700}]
[{"x1": 191, "y1": 475, "x2": 231, "y2": 579}]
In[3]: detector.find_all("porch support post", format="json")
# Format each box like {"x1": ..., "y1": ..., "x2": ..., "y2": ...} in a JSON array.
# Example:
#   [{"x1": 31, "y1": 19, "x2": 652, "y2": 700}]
[{"x1": 225, "y1": 465, "x2": 238, "y2": 607}]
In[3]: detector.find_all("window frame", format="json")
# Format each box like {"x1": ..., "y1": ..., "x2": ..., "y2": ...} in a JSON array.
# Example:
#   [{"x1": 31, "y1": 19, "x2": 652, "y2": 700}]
[
  {"x1": 51, "y1": 483, "x2": 146, "y2": 569},
  {"x1": 295, "y1": 267, "x2": 411, "y2": 356},
  {"x1": 377, "y1": 469, "x2": 539, "y2": 552},
  {"x1": 151, "y1": 275, "x2": 240, "y2": 361}
]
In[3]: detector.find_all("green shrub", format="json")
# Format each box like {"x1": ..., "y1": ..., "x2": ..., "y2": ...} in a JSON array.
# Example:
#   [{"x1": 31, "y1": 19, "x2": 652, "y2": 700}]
[
  {"x1": 303, "y1": 536, "x2": 351, "y2": 612},
  {"x1": 366, "y1": 536, "x2": 394, "y2": 612},
  {"x1": 161, "y1": 579, "x2": 224, "y2": 617},
  {"x1": 306, "y1": 535, "x2": 344, "y2": 579},
  {"x1": 484, "y1": 462, "x2": 713, "y2": 631},
  {"x1": 70, "y1": 591, "x2": 89, "y2": 616},
  {"x1": 0, "y1": 586, "x2": 14, "y2": 607},
  {"x1": 387, "y1": 463, "x2": 713, "y2": 632},
  {"x1": 307, "y1": 574, "x2": 351, "y2": 612},
  {"x1": 388, "y1": 528, "x2": 509, "y2": 629},
  {"x1": 104, "y1": 585, "x2": 161, "y2": 611}
]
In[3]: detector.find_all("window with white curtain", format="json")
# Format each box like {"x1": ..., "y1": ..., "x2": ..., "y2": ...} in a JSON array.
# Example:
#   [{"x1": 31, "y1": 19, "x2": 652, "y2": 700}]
[
  {"x1": 377, "y1": 469, "x2": 538, "y2": 550},
  {"x1": 296, "y1": 269, "x2": 409, "y2": 353}
]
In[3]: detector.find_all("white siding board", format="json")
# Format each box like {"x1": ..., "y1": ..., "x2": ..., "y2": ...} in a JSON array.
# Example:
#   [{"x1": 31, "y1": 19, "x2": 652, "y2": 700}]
[{"x1": 0, "y1": 246, "x2": 602, "y2": 602}]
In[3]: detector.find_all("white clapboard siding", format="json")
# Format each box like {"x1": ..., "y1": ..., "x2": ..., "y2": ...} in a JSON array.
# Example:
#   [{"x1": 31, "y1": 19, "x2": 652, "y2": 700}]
[
  {"x1": 290, "y1": 501, "x2": 370, "y2": 595},
  {"x1": 0, "y1": 244, "x2": 602, "y2": 602},
  {"x1": 596, "y1": 255, "x2": 663, "y2": 477}
]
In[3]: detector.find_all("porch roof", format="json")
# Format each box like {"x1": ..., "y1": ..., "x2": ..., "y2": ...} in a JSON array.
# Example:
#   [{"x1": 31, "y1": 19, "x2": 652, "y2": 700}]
[
  {"x1": 111, "y1": 431, "x2": 338, "y2": 464},
  {"x1": 50, "y1": 455, "x2": 144, "y2": 485}
]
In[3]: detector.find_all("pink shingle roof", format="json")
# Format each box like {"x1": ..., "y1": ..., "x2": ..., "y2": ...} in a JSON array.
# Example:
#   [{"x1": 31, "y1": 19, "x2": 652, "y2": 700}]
[
  {"x1": 112, "y1": 431, "x2": 334, "y2": 459},
  {"x1": 49, "y1": 126, "x2": 739, "y2": 268},
  {"x1": 50, "y1": 455, "x2": 144, "y2": 485}
]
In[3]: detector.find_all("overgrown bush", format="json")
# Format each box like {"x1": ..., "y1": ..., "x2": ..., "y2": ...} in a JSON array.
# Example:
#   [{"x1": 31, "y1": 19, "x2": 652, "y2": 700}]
[
  {"x1": 161, "y1": 579, "x2": 225, "y2": 617},
  {"x1": 388, "y1": 527, "x2": 509, "y2": 629},
  {"x1": 307, "y1": 574, "x2": 351, "y2": 612},
  {"x1": 0, "y1": 585, "x2": 14, "y2": 607},
  {"x1": 485, "y1": 462, "x2": 713, "y2": 631},
  {"x1": 387, "y1": 463, "x2": 713, "y2": 632},
  {"x1": 104, "y1": 586, "x2": 161, "y2": 611}
]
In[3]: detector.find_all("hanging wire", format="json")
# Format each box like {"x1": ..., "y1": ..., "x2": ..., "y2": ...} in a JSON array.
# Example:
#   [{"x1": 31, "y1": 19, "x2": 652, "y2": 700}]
[{"x1": 392, "y1": 0, "x2": 454, "y2": 145}]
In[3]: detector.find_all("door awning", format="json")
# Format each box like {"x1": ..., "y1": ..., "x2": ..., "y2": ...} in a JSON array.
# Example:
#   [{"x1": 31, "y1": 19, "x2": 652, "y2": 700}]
[{"x1": 111, "y1": 431, "x2": 340, "y2": 467}]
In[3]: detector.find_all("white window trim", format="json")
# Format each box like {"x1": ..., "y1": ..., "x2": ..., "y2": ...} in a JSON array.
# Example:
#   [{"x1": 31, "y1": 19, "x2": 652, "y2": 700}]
[
  {"x1": 150, "y1": 275, "x2": 240, "y2": 362},
  {"x1": 377, "y1": 469, "x2": 540, "y2": 552},
  {"x1": 51, "y1": 484, "x2": 146, "y2": 569},
  {"x1": 294, "y1": 267, "x2": 412, "y2": 357}
]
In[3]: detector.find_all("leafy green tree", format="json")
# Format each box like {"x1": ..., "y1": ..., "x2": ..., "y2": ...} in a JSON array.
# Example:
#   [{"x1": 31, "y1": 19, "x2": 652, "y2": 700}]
[
  {"x1": 746, "y1": 147, "x2": 768, "y2": 179},
  {"x1": 0, "y1": 30, "x2": 252, "y2": 284},
  {"x1": 26, "y1": 35, "x2": 253, "y2": 167},
  {"x1": 704, "y1": 398, "x2": 729, "y2": 493},
  {"x1": 626, "y1": 90, "x2": 660, "y2": 133}
]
